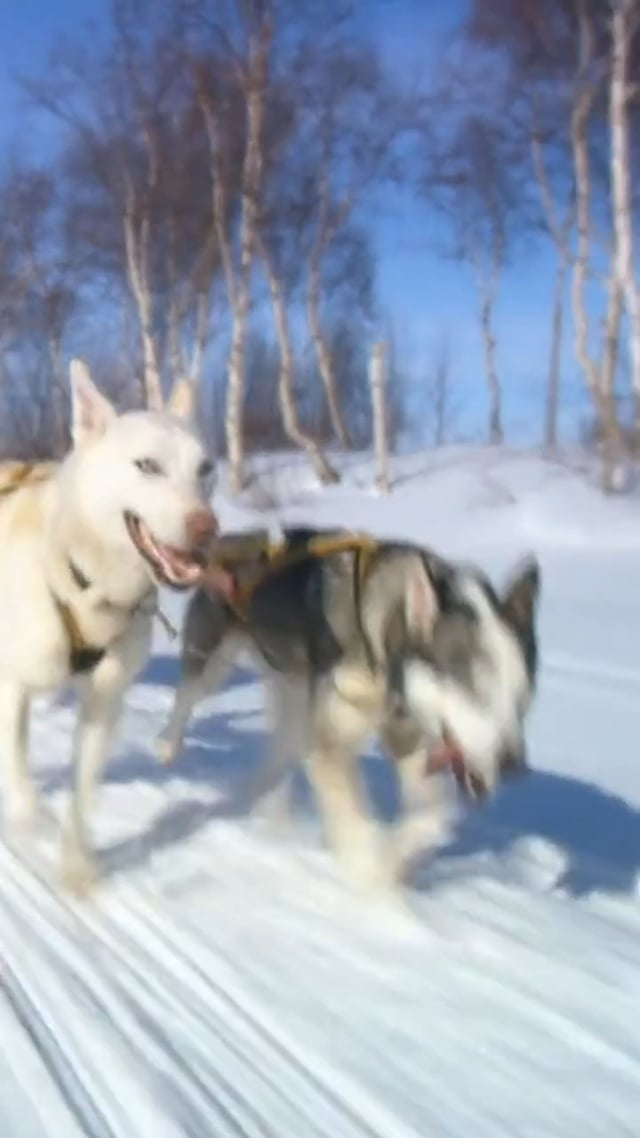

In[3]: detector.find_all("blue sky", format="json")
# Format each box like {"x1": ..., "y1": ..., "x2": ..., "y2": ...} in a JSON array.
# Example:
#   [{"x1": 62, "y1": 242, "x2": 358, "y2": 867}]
[{"x1": 0, "y1": 0, "x2": 586, "y2": 445}]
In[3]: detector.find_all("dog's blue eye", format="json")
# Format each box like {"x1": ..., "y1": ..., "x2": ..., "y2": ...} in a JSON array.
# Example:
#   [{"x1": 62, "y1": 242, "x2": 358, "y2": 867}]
[
  {"x1": 198, "y1": 460, "x2": 214, "y2": 481},
  {"x1": 134, "y1": 458, "x2": 163, "y2": 476}
]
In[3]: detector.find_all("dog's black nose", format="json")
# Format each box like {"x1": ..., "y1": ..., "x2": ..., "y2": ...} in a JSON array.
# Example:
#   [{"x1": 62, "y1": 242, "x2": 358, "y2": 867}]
[
  {"x1": 186, "y1": 507, "x2": 218, "y2": 550},
  {"x1": 500, "y1": 746, "x2": 529, "y2": 780},
  {"x1": 465, "y1": 770, "x2": 490, "y2": 801}
]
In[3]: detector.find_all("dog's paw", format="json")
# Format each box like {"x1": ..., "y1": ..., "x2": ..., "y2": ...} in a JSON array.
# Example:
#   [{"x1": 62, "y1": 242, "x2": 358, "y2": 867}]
[
  {"x1": 59, "y1": 848, "x2": 100, "y2": 899},
  {"x1": 250, "y1": 782, "x2": 293, "y2": 828},
  {"x1": 338, "y1": 827, "x2": 400, "y2": 898},
  {"x1": 155, "y1": 734, "x2": 179, "y2": 765},
  {"x1": 392, "y1": 809, "x2": 456, "y2": 882},
  {"x1": 4, "y1": 789, "x2": 55, "y2": 837}
]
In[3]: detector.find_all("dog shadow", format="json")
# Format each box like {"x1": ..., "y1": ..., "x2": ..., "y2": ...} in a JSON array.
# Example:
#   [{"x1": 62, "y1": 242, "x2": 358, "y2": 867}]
[
  {"x1": 104, "y1": 751, "x2": 640, "y2": 899},
  {"x1": 38, "y1": 656, "x2": 269, "y2": 878},
  {"x1": 37, "y1": 656, "x2": 640, "y2": 898},
  {"x1": 427, "y1": 769, "x2": 640, "y2": 898},
  {"x1": 99, "y1": 658, "x2": 407, "y2": 880}
]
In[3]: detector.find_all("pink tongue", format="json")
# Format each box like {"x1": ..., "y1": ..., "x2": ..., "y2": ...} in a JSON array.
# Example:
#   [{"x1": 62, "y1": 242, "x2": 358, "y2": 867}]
[
  {"x1": 199, "y1": 563, "x2": 237, "y2": 599},
  {"x1": 426, "y1": 738, "x2": 467, "y2": 782}
]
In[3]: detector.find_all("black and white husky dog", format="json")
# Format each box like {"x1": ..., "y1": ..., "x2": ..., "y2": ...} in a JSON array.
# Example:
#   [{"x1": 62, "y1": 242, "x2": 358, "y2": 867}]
[{"x1": 158, "y1": 528, "x2": 540, "y2": 894}]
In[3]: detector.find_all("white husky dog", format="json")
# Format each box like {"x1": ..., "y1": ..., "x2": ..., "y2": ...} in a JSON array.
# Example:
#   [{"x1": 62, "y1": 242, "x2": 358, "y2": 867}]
[{"x1": 0, "y1": 360, "x2": 221, "y2": 893}]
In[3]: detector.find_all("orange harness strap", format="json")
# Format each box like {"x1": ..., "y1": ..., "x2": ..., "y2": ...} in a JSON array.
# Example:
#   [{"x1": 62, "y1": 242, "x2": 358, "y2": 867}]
[{"x1": 223, "y1": 531, "x2": 380, "y2": 621}]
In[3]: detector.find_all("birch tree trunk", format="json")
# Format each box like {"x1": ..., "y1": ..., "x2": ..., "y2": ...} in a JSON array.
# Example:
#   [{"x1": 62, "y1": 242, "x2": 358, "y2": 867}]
[
  {"x1": 48, "y1": 332, "x2": 66, "y2": 455},
  {"x1": 610, "y1": 0, "x2": 640, "y2": 419},
  {"x1": 189, "y1": 287, "x2": 211, "y2": 389},
  {"x1": 571, "y1": 2, "x2": 625, "y2": 491},
  {"x1": 121, "y1": 104, "x2": 164, "y2": 412},
  {"x1": 471, "y1": 249, "x2": 504, "y2": 445},
  {"x1": 369, "y1": 341, "x2": 390, "y2": 493},
  {"x1": 196, "y1": 24, "x2": 270, "y2": 494},
  {"x1": 599, "y1": 278, "x2": 625, "y2": 492},
  {"x1": 228, "y1": 28, "x2": 271, "y2": 494},
  {"x1": 307, "y1": 251, "x2": 349, "y2": 449},
  {"x1": 530, "y1": 123, "x2": 574, "y2": 452},
  {"x1": 481, "y1": 292, "x2": 503, "y2": 445},
  {"x1": 545, "y1": 255, "x2": 569, "y2": 453},
  {"x1": 122, "y1": 183, "x2": 163, "y2": 411},
  {"x1": 260, "y1": 238, "x2": 339, "y2": 484},
  {"x1": 434, "y1": 348, "x2": 447, "y2": 447},
  {"x1": 166, "y1": 217, "x2": 187, "y2": 394}
]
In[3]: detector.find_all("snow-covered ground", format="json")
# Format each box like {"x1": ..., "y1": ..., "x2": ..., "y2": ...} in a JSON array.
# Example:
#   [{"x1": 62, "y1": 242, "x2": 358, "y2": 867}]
[{"x1": 2, "y1": 447, "x2": 639, "y2": 1137}]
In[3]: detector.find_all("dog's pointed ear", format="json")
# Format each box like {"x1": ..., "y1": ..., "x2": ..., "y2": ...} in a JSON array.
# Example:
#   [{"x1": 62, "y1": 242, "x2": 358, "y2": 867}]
[
  {"x1": 502, "y1": 555, "x2": 540, "y2": 633},
  {"x1": 167, "y1": 376, "x2": 196, "y2": 422},
  {"x1": 405, "y1": 557, "x2": 439, "y2": 638},
  {"x1": 69, "y1": 358, "x2": 116, "y2": 446}
]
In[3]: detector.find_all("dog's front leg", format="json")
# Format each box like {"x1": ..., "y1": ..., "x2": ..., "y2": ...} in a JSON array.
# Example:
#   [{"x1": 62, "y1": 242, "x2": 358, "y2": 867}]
[
  {"x1": 305, "y1": 676, "x2": 396, "y2": 896},
  {"x1": 381, "y1": 719, "x2": 458, "y2": 881},
  {"x1": 306, "y1": 743, "x2": 393, "y2": 896},
  {"x1": 393, "y1": 757, "x2": 458, "y2": 881},
  {"x1": 0, "y1": 683, "x2": 39, "y2": 830},
  {"x1": 61, "y1": 663, "x2": 128, "y2": 895}
]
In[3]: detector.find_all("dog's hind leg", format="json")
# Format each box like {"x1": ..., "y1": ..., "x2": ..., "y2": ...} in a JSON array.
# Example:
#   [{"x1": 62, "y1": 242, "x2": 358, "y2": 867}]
[
  {"x1": 156, "y1": 637, "x2": 241, "y2": 765},
  {"x1": 0, "y1": 683, "x2": 39, "y2": 831},
  {"x1": 248, "y1": 676, "x2": 309, "y2": 823}
]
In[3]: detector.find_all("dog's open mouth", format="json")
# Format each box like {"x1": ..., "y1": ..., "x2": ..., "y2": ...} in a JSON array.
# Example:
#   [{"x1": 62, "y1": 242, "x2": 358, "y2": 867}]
[
  {"x1": 124, "y1": 511, "x2": 206, "y2": 590},
  {"x1": 426, "y1": 730, "x2": 488, "y2": 801}
]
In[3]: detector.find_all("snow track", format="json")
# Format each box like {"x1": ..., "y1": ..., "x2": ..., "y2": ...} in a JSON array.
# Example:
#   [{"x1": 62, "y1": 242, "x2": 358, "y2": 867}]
[
  {"x1": 0, "y1": 782, "x2": 638, "y2": 1138},
  {"x1": 546, "y1": 652, "x2": 640, "y2": 695},
  {"x1": 1, "y1": 454, "x2": 640, "y2": 1136}
]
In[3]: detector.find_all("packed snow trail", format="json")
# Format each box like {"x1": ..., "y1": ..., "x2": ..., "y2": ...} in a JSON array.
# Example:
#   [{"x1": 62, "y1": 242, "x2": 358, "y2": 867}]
[
  {"x1": 0, "y1": 648, "x2": 638, "y2": 1137},
  {"x1": 0, "y1": 451, "x2": 639, "y2": 1136}
]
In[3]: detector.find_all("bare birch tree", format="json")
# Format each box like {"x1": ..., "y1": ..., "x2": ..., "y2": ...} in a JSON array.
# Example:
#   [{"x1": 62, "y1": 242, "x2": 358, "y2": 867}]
[
  {"x1": 0, "y1": 164, "x2": 78, "y2": 454},
  {"x1": 469, "y1": 237, "x2": 504, "y2": 445},
  {"x1": 296, "y1": 39, "x2": 405, "y2": 452},
  {"x1": 193, "y1": 4, "x2": 272, "y2": 492},
  {"x1": 425, "y1": 333, "x2": 459, "y2": 446},
  {"x1": 258, "y1": 232, "x2": 339, "y2": 483},
  {"x1": 465, "y1": 0, "x2": 629, "y2": 480},
  {"x1": 305, "y1": 157, "x2": 352, "y2": 449},
  {"x1": 425, "y1": 107, "x2": 530, "y2": 445},
  {"x1": 530, "y1": 114, "x2": 575, "y2": 452},
  {"x1": 369, "y1": 340, "x2": 390, "y2": 492},
  {"x1": 609, "y1": 0, "x2": 640, "y2": 423},
  {"x1": 571, "y1": 0, "x2": 625, "y2": 491},
  {"x1": 21, "y1": 0, "x2": 222, "y2": 413}
]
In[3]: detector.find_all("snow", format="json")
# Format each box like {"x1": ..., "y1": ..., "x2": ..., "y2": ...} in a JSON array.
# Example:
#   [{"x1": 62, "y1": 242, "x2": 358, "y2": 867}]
[{"x1": 1, "y1": 446, "x2": 640, "y2": 1137}]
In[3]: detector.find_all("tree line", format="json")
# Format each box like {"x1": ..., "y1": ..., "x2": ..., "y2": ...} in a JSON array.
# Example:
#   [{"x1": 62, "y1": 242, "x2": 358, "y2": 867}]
[{"x1": 0, "y1": 0, "x2": 638, "y2": 493}]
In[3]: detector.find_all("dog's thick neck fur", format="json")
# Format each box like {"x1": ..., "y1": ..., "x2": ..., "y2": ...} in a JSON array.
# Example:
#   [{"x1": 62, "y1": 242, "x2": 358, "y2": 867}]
[{"x1": 45, "y1": 469, "x2": 156, "y2": 617}]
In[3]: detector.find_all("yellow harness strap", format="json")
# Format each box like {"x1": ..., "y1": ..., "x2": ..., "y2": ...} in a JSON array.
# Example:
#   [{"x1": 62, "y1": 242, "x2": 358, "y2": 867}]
[
  {"x1": 52, "y1": 594, "x2": 106, "y2": 674},
  {"x1": 0, "y1": 460, "x2": 102, "y2": 670},
  {"x1": 57, "y1": 599, "x2": 88, "y2": 654},
  {"x1": 0, "y1": 461, "x2": 56, "y2": 497},
  {"x1": 226, "y1": 531, "x2": 380, "y2": 621}
]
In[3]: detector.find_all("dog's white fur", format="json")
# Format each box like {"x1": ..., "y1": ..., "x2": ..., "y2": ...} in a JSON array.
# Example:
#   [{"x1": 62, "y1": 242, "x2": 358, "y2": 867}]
[
  {"x1": 162, "y1": 648, "x2": 456, "y2": 894},
  {"x1": 159, "y1": 557, "x2": 533, "y2": 896},
  {"x1": 403, "y1": 576, "x2": 531, "y2": 793},
  {"x1": 158, "y1": 555, "x2": 459, "y2": 894},
  {"x1": 0, "y1": 361, "x2": 215, "y2": 893}
]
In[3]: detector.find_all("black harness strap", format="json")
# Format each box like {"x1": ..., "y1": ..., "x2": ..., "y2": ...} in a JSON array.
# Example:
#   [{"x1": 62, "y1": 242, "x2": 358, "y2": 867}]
[
  {"x1": 352, "y1": 545, "x2": 378, "y2": 673},
  {"x1": 68, "y1": 556, "x2": 92, "y2": 593},
  {"x1": 58, "y1": 557, "x2": 106, "y2": 673}
]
